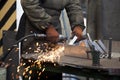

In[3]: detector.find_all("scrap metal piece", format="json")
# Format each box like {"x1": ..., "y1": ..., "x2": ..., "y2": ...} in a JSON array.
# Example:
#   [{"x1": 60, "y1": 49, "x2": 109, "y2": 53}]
[{"x1": 69, "y1": 36, "x2": 78, "y2": 45}]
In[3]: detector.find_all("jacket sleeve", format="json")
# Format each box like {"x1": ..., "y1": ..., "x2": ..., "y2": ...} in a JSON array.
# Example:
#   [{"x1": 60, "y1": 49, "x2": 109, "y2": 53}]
[
  {"x1": 21, "y1": 0, "x2": 52, "y2": 30},
  {"x1": 65, "y1": 0, "x2": 85, "y2": 30}
]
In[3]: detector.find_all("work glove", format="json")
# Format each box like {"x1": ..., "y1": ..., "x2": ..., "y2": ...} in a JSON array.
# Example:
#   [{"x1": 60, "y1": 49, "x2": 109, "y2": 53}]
[
  {"x1": 72, "y1": 26, "x2": 83, "y2": 41},
  {"x1": 46, "y1": 25, "x2": 59, "y2": 43}
]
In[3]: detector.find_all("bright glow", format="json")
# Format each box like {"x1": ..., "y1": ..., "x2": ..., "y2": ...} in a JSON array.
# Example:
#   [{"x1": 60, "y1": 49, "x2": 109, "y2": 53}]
[{"x1": 17, "y1": 42, "x2": 65, "y2": 79}]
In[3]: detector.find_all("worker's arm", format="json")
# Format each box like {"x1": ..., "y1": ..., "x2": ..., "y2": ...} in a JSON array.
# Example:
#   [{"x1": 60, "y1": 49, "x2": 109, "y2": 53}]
[
  {"x1": 65, "y1": 0, "x2": 85, "y2": 31},
  {"x1": 21, "y1": 0, "x2": 52, "y2": 30},
  {"x1": 65, "y1": 0, "x2": 85, "y2": 41}
]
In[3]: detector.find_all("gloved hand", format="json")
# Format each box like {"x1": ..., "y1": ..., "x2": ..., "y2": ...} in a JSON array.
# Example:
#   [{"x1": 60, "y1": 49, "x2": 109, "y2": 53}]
[
  {"x1": 72, "y1": 26, "x2": 83, "y2": 41},
  {"x1": 46, "y1": 25, "x2": 59, "y2": 43}
]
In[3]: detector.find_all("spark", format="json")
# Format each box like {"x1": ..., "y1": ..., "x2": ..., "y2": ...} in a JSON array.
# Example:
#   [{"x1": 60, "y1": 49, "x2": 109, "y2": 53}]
[
  {"x1": 29, "y1": 70, "x2": 32, "y2": 74},
  {"x1": 17, "y1": 42, "x2": 65, "y2": 80}
]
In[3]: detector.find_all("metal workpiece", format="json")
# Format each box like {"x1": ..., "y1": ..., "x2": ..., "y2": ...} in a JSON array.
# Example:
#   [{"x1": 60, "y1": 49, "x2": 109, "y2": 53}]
[
  {"x1": 21, "y1": 44, "x2": 89, "y2": 60},
  {"x1": 64, "y1": 45, "x2": 89, "y2": 58}
]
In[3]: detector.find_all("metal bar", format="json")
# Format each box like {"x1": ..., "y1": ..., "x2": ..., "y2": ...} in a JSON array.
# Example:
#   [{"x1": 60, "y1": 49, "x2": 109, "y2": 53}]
[{"x1": 108, "y1": 38, "x2": 112, "y2": 59}]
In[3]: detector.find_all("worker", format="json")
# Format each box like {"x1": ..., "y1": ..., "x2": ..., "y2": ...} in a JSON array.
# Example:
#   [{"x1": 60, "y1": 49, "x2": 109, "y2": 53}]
[
  {"x1": 16, "y1": 0, "x2": 85, "y2": 42},
  {"x1": 16, "y1": 0, "x2": 85, "y2": 80}
]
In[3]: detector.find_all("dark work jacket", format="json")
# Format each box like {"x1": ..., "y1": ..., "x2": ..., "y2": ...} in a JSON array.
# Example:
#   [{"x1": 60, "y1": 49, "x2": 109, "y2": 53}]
[
  {"x1": 16, "y1": 1, "x2": 84, "y2": 78},
  {"x1": 16, "y1": 0, "x2": 84, "y2": 40}
]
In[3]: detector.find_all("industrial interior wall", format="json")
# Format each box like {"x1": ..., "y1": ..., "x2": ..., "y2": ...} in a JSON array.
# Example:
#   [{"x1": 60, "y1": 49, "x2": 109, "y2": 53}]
[
  {"x1": 0, "y1": 0, "x2": 16, "y2": 55},
  {"x1": 87, "y1": 0, "x2": 120, "y2": 41},
  {"x1": 87, "y1": 0, "x2": 120, "y2": 53},
  {"x1": 101, "y1": 0, "x2": 120, "y2": 41}
]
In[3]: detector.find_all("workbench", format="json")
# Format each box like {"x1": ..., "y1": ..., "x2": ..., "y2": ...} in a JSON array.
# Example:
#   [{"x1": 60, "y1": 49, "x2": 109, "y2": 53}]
[
  {"x1": 21, "y1": 54, "x2": 120, "y2": 80},
  {"x1": 21, "y1": 45, "x2": 120, "y2": 80},
  {"x1": 2, "y1": 31, "x2": 120, "y2": 80}
]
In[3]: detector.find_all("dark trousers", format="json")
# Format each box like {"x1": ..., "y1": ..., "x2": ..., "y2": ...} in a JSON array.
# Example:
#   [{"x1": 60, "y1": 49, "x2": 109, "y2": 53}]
[{"x1": 23, "y1": 71, "x2": 62, "y2": 80}]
